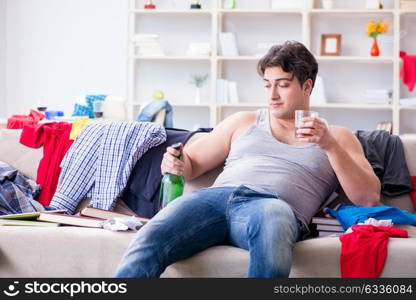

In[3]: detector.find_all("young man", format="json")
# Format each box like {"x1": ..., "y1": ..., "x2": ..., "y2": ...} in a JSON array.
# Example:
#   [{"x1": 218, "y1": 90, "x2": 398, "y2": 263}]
[{"x1": 115, "y1": 41, "x2": 381, "y2": 278}]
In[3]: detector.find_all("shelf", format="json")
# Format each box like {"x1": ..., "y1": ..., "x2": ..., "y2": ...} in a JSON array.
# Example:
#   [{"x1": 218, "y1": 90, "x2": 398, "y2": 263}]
[
  {"x1": 130, "y1": 56, "x2": 211, "y2": 61},
  {"x1": 128, "y1": 2, "x2": 413, "y2": 133},
  {"x1": 311, "y1": 103, "x2": 392, "y2": 109},
  {"x1": 171, "y1": 104, "x2": 211, "y2": 108},
  {"x1": 399, "y1": 106, "x2": 416, "y2": 110},
  {"x1": 218, "y1": 103, "x2": 392, "y2": 109},
  {"x1": 133, "y1": 102, "x2": 210, "y2": 108},
  {"x1": 316, "y1": 56, "x2": 395, "y2": 63},
  {"x1": 310, "y1": 9, "x2": 395, "y2": 14},
  {"x1": 131, "y1": 9, "x2": 212, "y2": 15},
  {"x1": 219, "y1": 9, "x2": 302, "y2": 15},
  {"x1": 217, "y1": 56, "x2": 261, "y2": 61},
  {"x1": 219, "y1": 103, "x2": 266, "y2": 107},
  {"x1": 400, "y1": 10, "x2": 416, "y2": 15}
]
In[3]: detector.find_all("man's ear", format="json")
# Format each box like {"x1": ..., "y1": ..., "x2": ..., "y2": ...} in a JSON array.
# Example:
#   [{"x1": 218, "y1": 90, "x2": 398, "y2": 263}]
[{"x1": 303, "y1": 78, "x2": 313, "y2": 96}]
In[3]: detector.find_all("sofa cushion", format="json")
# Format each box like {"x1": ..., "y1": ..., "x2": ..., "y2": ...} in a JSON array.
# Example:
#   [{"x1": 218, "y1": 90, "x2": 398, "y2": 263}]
[
  {"x1": 0, "y1": 226, "x2": 135, "y2": 277},
  {"x1": 0, "y1": 129, "x2": 42, "y2": 180}
]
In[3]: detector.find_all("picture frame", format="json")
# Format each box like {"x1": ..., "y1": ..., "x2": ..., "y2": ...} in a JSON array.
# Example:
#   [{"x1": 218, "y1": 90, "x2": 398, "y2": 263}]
[{"x1": 320, "y1": 34, "x2": 342, "y2": 56}]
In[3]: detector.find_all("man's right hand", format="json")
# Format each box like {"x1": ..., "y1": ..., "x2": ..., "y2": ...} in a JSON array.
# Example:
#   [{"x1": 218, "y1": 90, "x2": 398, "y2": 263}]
[{"x1": 161, "y1": 145, "x2": 185, "y2": 176}]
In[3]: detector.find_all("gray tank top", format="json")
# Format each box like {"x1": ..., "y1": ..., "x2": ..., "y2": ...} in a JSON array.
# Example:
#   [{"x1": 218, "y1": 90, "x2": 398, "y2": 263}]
[{"x1": 212, "y1": 108, "x2": 339, "y2": 226}]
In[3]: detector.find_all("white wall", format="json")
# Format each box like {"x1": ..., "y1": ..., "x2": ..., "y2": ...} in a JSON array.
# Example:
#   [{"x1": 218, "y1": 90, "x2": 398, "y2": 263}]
[
  {"x1": 0, "y1": 0, "x2": 6, "y2": 117},
  {"x1": 5, "y1": 0, "x2": 128, "y2": 117}
]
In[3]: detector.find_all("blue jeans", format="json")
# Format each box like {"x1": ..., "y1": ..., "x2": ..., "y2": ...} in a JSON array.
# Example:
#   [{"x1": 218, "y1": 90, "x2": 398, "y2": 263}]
[{"x1": 115, "y1": 185, "x2": 304, "y2": 278}]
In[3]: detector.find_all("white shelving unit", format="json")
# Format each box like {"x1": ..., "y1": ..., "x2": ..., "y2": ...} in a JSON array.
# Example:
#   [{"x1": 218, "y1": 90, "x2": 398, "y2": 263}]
[{"x1": 127, "y1": 0, "x2": 416, "y2": 133}]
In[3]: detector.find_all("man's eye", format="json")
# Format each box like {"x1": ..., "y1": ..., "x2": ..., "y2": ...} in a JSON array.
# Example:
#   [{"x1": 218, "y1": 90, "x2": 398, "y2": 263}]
[
  {"x1": 264, "y1": 85, "x2": 271, "y2": 88},
  {"x1": 278, "y1": 84, "x2": 289, "y2": 88}
]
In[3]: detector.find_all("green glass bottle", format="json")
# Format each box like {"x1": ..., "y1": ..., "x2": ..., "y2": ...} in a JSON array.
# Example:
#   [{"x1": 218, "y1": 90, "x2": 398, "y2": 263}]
[{"x1": 160, "y1": 142, "x2": 185, "y2": 208}]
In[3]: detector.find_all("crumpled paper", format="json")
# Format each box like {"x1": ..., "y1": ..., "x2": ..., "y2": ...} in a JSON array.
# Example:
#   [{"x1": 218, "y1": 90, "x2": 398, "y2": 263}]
[
  {"x1": 345, "y1": 218, "x2": 393, "y2": 233},
  {"x1": 103, "y1": 217, "x2": 146, "y2": 232}
]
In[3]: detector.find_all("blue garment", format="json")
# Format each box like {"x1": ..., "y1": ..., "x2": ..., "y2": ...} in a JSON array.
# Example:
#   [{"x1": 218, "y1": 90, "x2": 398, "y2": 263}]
[
  {"x1": 115, "y1": 185, "x2": 306, "y2": 278},
  {"x1": 325, "y1": 203, "x2": 416, "y2": 230},
  {"x1": 50, "y1": 121, "x2": 166, "y2": 214},
  {"x1": 72, "y1": 95, "x2": 106, "y2": 118},
  {"x1": 0, "y1": 162, "x2": 44, "y2": 215},
  {"x1": 137, "y1": 100, "x2": 173, "y2": 128},
  {"x1": 122, "y1": 127, "x2": 213, "y2": 218}
]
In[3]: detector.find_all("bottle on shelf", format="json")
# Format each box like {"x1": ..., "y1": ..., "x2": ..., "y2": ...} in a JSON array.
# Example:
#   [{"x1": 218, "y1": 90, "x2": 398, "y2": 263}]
[
  {"x1": 160, "y1": 142, "x2": 185, "y2": 208},
  {"x1": 223, "y1": 0, "x2": 236, "y2": 9},
  {"x1": 190, "y1": 0, "x2": 201, "y2": 9},
  {"x1": 144, "y1": 0, "x2": 156, "y2": 9}
]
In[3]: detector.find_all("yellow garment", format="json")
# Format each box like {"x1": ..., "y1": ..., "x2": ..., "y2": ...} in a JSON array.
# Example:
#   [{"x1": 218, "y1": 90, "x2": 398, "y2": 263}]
[{"x1": 69, "y1": 117, "x2": 92, "y2": 140}]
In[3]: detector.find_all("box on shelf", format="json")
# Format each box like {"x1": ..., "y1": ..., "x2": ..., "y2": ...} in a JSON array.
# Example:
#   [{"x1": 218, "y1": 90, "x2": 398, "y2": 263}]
[{"x1": 219, "y1": 32, "x2": 239, "y2": 56}]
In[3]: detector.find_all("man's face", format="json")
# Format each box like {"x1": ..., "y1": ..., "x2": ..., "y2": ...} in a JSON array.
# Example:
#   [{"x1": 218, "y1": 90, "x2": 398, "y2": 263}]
[{"x1": 263, "y1": 66, "x2": 311, "y2": 120}]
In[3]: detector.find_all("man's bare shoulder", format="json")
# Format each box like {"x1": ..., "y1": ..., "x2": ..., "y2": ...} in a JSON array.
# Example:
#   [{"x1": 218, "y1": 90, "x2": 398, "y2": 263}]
[
  {"x1": 225, "y1": 110, "x2": 257, "y2": 124},
  {"x1": 329, "y1": 125, "x2": 354, "y2": 139}
]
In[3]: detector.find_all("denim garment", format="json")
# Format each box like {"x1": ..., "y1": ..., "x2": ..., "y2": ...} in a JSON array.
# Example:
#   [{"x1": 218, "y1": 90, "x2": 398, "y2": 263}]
[
  {"x1": 137, "y1": 100, "x2": 173, "y2": 128},
  {"x1": 115, "y1": 185, "x2": 304, "y2": 278}
]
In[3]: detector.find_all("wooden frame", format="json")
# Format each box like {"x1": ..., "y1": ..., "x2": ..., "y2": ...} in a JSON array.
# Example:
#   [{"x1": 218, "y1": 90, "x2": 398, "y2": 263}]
[{"x1": 320, "y1": 34, "x2": 342, "y2": 56}]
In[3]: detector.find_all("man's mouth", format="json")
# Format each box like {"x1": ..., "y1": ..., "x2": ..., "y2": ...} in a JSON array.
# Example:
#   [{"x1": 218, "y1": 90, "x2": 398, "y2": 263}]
[{"x1": 270, "y1": 103, "x2": 283, "y2": 109}]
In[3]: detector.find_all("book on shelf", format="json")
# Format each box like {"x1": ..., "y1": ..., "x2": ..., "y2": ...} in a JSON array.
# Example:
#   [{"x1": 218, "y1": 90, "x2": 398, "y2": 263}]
[
  {"x1": 316, "y1": 224, "x2": 344, "y2": 232},
  {"x1": 0, "y1": 219, "x2": 60, "y2": 227},
  {"x1": 228, "y1": 81, "x2": 239, "y2": 104},
  {"x1": 37, "y1": 213, "x2": 104, "y2": 228},
  {"x1": 80, "y1": 206, "x2": 149, "y2": 223},
  {"x1": 376, "y1": 121, "x2": 392, "y2": 134},
  {"x1": 0, "y1": 209, "x2": 67, "y2": 221}
]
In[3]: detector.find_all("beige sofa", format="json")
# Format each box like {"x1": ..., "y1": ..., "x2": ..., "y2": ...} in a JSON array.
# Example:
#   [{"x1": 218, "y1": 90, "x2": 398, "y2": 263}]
[{"x1": 0, "y1": 128, "x2": 415, "y2": 278}]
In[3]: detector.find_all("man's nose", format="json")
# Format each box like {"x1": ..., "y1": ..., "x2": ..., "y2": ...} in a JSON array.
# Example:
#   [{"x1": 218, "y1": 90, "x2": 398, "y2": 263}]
[{"x1": 270, "y1": 86, "x2": 279, "y2": 99}]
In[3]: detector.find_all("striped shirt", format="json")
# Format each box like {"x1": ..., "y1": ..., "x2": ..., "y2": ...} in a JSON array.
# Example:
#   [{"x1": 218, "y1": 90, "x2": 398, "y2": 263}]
[
  {"x1": 50, "y1": 121, "x2": 166, "y2": 214},
  {"x1": 0, "y1": 161, "x2": 44, "y2": 215}
]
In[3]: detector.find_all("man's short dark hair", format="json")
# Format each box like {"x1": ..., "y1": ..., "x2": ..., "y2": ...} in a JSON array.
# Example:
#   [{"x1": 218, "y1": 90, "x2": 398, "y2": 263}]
[{"x1": 257, "y1": 41, "x2": 318, "y2": 90}]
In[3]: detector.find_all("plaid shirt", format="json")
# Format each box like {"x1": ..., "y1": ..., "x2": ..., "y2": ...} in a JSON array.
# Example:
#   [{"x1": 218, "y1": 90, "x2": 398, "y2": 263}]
[
  {"x1": 0, "y1": 162, "x2": 44, "y2": 215},
  {"x1": 50, "y1": 121, "x2": 166, "y2": 214}
]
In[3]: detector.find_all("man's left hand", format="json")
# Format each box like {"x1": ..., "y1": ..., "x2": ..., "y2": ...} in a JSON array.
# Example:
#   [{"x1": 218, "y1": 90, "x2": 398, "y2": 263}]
[{"x1": 296, "y1": 117, "x2": 337, "y2": 151}]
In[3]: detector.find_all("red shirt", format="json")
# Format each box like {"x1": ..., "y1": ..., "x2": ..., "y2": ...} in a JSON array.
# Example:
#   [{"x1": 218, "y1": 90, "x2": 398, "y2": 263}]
[
  {"x1": 20, "y1": 122, "x2": 73, "y2": 206},
  {"x1": 340, "y1": 225, "x2": 408, "y2": 278}
]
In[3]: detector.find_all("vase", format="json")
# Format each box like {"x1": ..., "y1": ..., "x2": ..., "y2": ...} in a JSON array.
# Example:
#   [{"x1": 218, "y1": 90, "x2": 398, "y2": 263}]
[
  {"x1": 370, "y1": 38, "x2": 380, "y2": 57},
  {"x1": 195, "y1": 88, "x2": 201, "y2": 104}
]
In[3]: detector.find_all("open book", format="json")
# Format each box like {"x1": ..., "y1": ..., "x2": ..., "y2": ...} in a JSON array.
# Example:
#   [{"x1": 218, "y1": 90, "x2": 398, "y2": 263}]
[
  {"x1": 37, "y1": 213, "x2": 104, "y2": 228},
  {"x1": 0, "y1": 209, "x2": 67, "y2": 220},
  {"x1": 0, "y1": 219, "x2": 60, "y2": 227},
  {"x1": 80, "y1": 206, "x2": 149, "y2": 224}
]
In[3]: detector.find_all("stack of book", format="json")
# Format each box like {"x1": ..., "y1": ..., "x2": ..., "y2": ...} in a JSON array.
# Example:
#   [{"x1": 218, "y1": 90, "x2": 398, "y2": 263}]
[
  {"x1": 132, "y1": 34, "x2": 165, "y2": 56},
  {"x1": 400, "y1": 97, "x2": 416, "y2": 107},
  {"x1": 311, "y1": 216, "x2": 345, "y2": 237},
  {"x1": 365, "y1": 89, "x2": 392, "y2": 104},
  {"x1": 216, "y1": 79, "x2": 239, "y2": 104}
]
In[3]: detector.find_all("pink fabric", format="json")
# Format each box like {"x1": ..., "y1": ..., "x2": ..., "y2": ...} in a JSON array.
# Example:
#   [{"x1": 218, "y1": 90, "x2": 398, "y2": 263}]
[
  {"x1": 400, "y1": 51, "x2": 416, "y2": 92},
  {"x1": 410, "y1": 176, "x2": 416, "y2": 209},
  {"x1": 6, "y1": 110, "x2": 45, "y2": 129}
]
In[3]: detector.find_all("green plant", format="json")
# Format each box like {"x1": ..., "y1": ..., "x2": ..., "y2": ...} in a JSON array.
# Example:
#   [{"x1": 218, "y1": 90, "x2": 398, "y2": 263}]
[{"x1": 190, "y1": 74, "x2": 209, "y2": 88}]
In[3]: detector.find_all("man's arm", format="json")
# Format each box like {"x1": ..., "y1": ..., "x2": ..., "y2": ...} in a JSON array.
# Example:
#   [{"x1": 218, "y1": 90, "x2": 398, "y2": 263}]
[
  {"x1": 325, "y1": 127, "x2": 381, "y2": 206},
  {"x1": 297, "y1": 119, "x2": 381, "y2": 207},
  {"x1": 161, "y1": 111, "x2": 255, "y2": 181}
]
